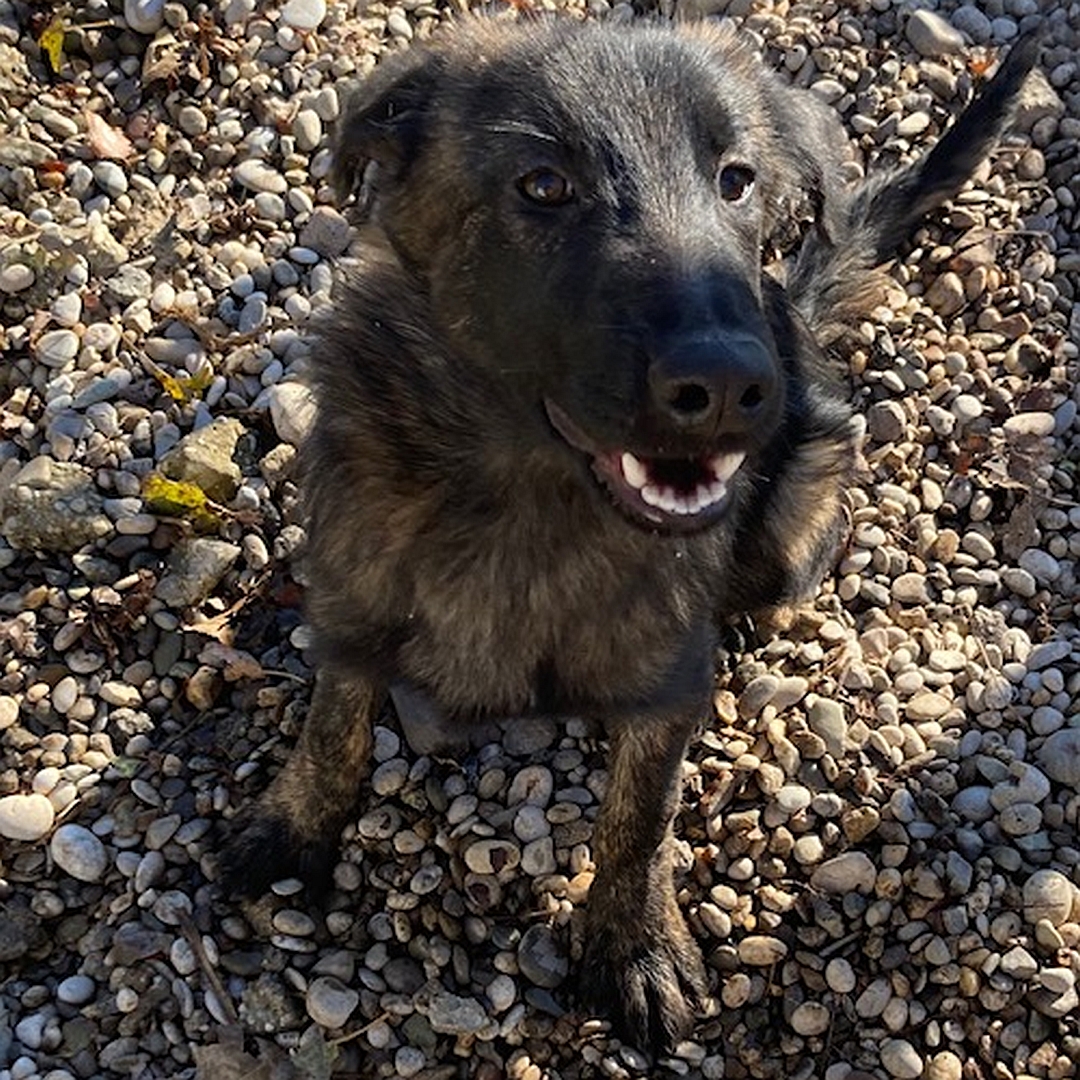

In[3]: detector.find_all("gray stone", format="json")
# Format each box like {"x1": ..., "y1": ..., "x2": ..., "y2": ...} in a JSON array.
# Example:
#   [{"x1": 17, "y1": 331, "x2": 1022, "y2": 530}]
[
  {"x1": 810, "y1": 851, "x2": 876, "y2": 894},
  {"x1": 867, "y1": 400, "x2": 906, "y2": 443},
  {"x1": 306, "y1": 975, "x2": 358, "y2": 1028},
  {"x1": 51, "y1": 823, "x2": 109, "y2": 882},
  {"x1": 881, "y1": 1039, "x2": 923, "y2": 1079},
  {"x1": 299, "y1": 206, "x2": 352, "y2": 257},
  {"x1": 807, "y1": 697, "x2": 847, "y2": 757},
  {"x1": 0, "y1": 262, "x2": 34, "y2": 293},
  {"x1": 952, "y1": 785, "x2": 993, "y2": 823},
  {"x1": 906, "y1": 9, "x2": 966, "y2": 55},
  {"x1": 124, "y1": 0, "x2": 165, "y2": 34},
  {"x1": 154, "y1": 538, "x2": 241, "y2": 608},
  {"x1": 268, "y1": 381, "x2": 317, "y2": 446},
  {"x1": 159, "y1": 418, "x2": 245, "y2": 502},
  {"x1": 1037, "y1": 729, "x2": 1080, "y2": 788},
  {"x1": 0, "y1": 458, "x2": 112, "y2": 551},
  {"x1": 951, "y1": 5, "x2": 993, "y2": 43},
  {"x1": 425, "y1": 991, "x2": 489, "y2": 1035},
  {"x1": 1022, "y1": 869, "x2": 1077, "y2": 926},
  {"x1": 517, "y1": 925, "x2": 568, "y2": 988}
]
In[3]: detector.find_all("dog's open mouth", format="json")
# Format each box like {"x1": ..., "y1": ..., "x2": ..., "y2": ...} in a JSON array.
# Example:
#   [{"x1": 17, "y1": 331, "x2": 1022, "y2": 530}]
[{"x1": 545, "y1": 400, "x2": 746, "y2": 531}]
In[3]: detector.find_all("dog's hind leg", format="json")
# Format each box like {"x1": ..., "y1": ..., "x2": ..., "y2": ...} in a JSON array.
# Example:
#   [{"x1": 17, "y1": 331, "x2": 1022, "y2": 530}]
[
  {"x1": 220, "y1": 669, "x2": 384, "y2": 897},
  {"x1": 580, "y1": 705, "x2": 710, "y2": 1054}
]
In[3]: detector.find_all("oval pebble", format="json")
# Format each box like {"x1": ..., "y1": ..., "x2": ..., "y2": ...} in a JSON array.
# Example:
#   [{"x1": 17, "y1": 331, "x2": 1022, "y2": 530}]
[
  {"x1": 737, "y1": 935, "x2": 788, "y2": 966},
  {"x1": 306, "y1": 975, "x2": 358, "y2": 1028},
  {"x1": 790, "y1": 1001, "x2": 831, "y2": 1036},
  {"x1": 1037, "y1": 728, "x2": 1080, "y2": 787},
  {"x1": 881, "y1": 1039, "x2": 923, "y2": 1079},
  {"x1": 1023, "y1": 869, "x2": 1077, "y2": 927},
  {"x1": 51, "y1": 823, "x2": 109, "y2": 882},
  {"x1": 57, "y1": 974, "x2": 97, "y2": 1005},
  {"x1": 0, "y1": 792, "x2": 56, "y2": 841}
]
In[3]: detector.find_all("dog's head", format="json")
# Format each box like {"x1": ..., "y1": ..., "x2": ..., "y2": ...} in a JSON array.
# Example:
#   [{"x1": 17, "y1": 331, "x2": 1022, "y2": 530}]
[{"x1": 334, "y1": 18, "x2": 849, "y2": 534}]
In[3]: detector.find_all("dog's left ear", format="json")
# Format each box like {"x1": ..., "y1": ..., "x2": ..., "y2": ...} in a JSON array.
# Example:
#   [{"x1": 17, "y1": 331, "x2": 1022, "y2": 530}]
[{"x1": 760, "y1": 81, "x2": 852, "y2": 256}]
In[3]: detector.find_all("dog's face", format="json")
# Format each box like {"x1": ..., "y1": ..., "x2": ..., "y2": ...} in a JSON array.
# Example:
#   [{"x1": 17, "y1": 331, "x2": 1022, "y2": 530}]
[{"x1": 335, "y1": 19, "x2": 845, "y2": 533}]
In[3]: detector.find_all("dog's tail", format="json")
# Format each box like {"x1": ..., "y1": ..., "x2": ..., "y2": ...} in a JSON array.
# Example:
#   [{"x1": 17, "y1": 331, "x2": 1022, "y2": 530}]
[{"x1": 788, "y1": 30, "x2": 1043, "y2": 343}]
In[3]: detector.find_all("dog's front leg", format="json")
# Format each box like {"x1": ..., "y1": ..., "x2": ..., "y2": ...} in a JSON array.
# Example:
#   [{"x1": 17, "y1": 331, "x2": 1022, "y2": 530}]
[
  {"x1": 221, "y1": 668, "x2": 384, "y2": 897},
  {"x1": 580, "y1": 704, "x2": 708, "y2": 1054}
]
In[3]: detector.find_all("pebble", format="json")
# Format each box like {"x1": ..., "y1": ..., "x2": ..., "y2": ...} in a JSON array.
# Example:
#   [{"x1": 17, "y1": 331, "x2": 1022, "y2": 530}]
[
  {"x1": 57, "y1": 975, "x2": 97, "y2": 1006},
  {"x1": 517, "y1": 925, "x2": 568, "y2": 988},
  {"x1": 1022, "y1": 870, "x2": 1077, "y2": 927},
  {"x1": 234, "y1": 160, "x2": 288, "y2": 194},
  {"x1": 0, "y1": 263, "x2": 35, "y2": 293},
  {"x1": 811, "y1": 852, "x2": 876, "y2": 894},
  {"x1": 124, "y1": 0, "x2": 165, "y2": 34},
  {"x1": 268, "y1": 381, "x2": 317, "y2": 446},
  {"x1": 951, "y1": 5, "x2": 993, "y2": 42},
  {"x1": 881, "y1": 1039, "x2": 923, "y2": 1079},
  {"x1": 825, "y1": 958, "x2": 857, "y2": 993},
  {"x1": 790, "y1": 1002, "x2": 831, "y2": 1035},
  {"x1": 427, "y1": 991, "x2": 490, "y2": 1035},
  {"x1": 306, "y1": 976, "x2": 358, "y2": 1028},
  {"x1": 1036, "y1": 729, "x2": 1080, "y2": 787},
  {"x1": 905, "y1": 9, "x2": 965, "y2": 55},
  {"x1": 737, "y1": 935, "x2": 788, "y2": 965},
  {"x1": 281, "y1": 0, "x2": 327, "y2": 31},
  {"x1": 0, "y1": 792, "x2": 55, "y2": 841},
  {"x1": 34, "y1": 329, "x2": 80, "y2": 368},
  {"x1": 50, "y1": 824, "x2": 108, "y2": 882}
]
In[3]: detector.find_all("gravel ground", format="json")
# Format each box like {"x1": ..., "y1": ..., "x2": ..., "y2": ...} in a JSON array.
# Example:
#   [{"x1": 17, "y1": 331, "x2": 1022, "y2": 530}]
[{"x1": 0, "y1": 0, "x2": 1078, "y2": 1078}]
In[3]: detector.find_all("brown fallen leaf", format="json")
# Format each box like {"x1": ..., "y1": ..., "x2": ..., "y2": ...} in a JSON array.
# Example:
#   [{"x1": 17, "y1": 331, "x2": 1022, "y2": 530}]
[
  {"x1": 198, "y1": 640, "x2": 266, "y2": 682},
  {"x1": 84, "y1": 110, "x2": 135, "y2": 161}
]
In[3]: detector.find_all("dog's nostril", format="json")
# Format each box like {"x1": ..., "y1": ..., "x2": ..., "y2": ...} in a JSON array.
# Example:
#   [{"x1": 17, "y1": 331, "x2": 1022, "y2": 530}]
[
  {"x1": 669, "y1": 383, "x2": 711, "y2": 417},
  {"x1": 739, "y1": 384, "x2": 764, "y2": 413}
]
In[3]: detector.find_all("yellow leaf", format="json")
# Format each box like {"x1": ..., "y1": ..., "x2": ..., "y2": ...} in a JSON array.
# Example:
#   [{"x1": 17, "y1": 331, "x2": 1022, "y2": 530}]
[
  {"x1": 142, "y1": 474, "x2": 222, "y2": 530},
  {"x1": 40, "y1": 16, "x2": 65, "y2": 74},
  {"x1": 144, "y1": 356, "x2": 213, "y2": 403}
]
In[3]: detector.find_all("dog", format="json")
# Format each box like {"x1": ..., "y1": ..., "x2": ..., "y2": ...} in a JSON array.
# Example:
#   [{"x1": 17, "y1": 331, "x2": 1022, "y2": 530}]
[{"x1": 222, "y1": 15, "x2": 1040, "y2": 1052}]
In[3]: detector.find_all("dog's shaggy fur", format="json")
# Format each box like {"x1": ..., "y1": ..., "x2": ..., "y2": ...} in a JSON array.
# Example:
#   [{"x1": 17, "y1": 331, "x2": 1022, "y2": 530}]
[{"x1": 223, "y1": 18, "x2": 1040, "y2": 1051}]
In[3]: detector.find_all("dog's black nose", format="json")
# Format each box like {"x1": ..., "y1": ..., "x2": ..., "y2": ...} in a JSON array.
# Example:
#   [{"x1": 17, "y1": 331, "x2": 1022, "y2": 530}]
[{"x1": 647, "y1": 333, "x2": 777, "y2": 436}]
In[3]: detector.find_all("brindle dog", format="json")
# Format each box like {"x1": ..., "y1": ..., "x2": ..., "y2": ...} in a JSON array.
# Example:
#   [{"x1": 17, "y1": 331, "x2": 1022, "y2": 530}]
[{"x1": 223, "y1": 18, "x2": 1040, "y2": 1052}]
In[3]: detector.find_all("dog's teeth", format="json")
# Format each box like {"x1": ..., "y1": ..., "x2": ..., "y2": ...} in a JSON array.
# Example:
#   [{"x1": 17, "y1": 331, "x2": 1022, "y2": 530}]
[
  {"x1": 621, "y1": 451, "x2": 649, "y2": 490},
  {"x1": 709, "y1": 451, "x2": 747, "y2": 485},
  {"x1": 641, "y1": 484, "x2": 663, "y2": 509}
]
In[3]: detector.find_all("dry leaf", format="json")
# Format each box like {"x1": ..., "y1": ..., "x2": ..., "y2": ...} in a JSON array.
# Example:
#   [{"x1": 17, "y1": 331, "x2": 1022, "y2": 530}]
[
  {"x1": 84, "y1": 110, "x2": 135, "y2": 161},
  {"x1": 143, "y1": 355, "x2": 214, "y2": 402},
  {"x1": 39, "y1": 16, "x2": 65, "y2": 74},
  {"x1": 198, "y1": 641, "x2": 266, "y2": 682}
]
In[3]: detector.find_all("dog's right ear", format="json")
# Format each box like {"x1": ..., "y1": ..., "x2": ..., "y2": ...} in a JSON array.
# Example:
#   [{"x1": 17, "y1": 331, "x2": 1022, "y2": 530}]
[{"x1": 332, "y1": 49, "x2": 443, "y2": 205}]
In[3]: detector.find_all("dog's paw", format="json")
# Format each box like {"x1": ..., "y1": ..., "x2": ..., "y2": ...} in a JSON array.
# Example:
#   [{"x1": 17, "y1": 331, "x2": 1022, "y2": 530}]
[
  {"x1": 218, "y1": 807, "x2": 337, "y2": 900},
  {"x1": 579, "y1": 912, "x2": 709, "y2": 1055}
]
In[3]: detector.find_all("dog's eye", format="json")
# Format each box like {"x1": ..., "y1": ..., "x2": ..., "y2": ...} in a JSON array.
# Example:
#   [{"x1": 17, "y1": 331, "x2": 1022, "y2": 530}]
[
  {"x1": 517, "y1": 168, "x2": 574, "y2": 207},
  {"x1": 718, "y1": 164, "x2": 756, "y2": 204}
]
